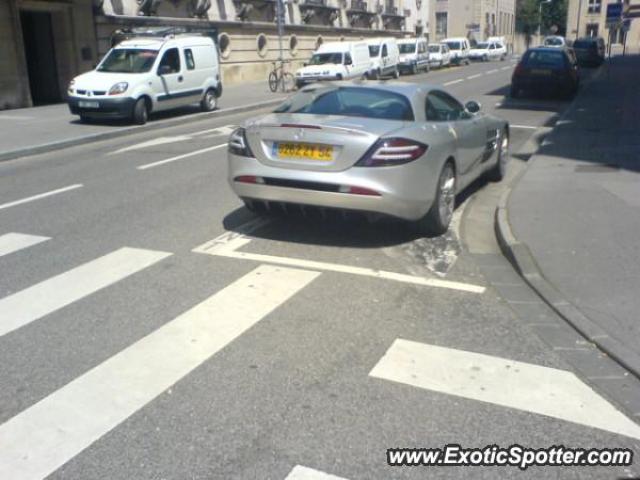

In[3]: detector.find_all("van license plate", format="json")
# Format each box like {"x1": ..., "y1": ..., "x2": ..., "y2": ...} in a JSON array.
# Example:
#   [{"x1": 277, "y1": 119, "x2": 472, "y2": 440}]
[{"x1": 79, "y1": 101, "x2": 99, "y2": 108}]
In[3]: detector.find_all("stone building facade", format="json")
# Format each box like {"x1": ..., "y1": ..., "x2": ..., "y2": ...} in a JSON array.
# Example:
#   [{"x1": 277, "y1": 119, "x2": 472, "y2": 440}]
[
  {"x1": 430, "y1": 0, "x2": 516, "y2": 47},
  {"x1": 1, "y1": 0, "x2": 430, "y2": 109},
  {"x1": 566, "y1": 0, "x2": 640, "y2": 48}
]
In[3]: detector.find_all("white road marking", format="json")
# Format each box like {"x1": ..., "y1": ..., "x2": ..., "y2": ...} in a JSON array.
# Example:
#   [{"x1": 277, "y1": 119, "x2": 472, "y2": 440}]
[
  {"x1": 0, "y1": 115, "x2": 34, "y2": 120},
  {"x1": 510, "y1": 125, "x2": 539, "y2": 130},
  {"x1": 501, "y1": 66, "x2": 512, "y2": 71},
  {"x1": 111, "y1": 135, "x2": 193, "y2": 154},
  {"x1": 0, "y1": 265, "x2": 319, "y2": 480},
  {"x1": 285, "y1": 465, "x2": 349, "y2": 480},
  {"x1": 0, "y1": 184, "x2": 83, "y2": 211},
  {"x1": 467, "y1": 74, "x2": 482, "y2": 80},
  {"x1": 193, "y1": 125, "x2": 236, "y2": 137},
  {"x1": 486, "y1": 69, "x2": 499, "y2": 74},
  {"x1": 137, "y1": 143, "x2": 227, "y2": 170},
  {"x1": 196, "y1": 238, "x2": 484, "y2": 294},
  {"x1": 444, "y1": 79, "x2": 464, "y2": 86},
  {"x1": 0, "y1": 247, "x2": 171, "y2": 338},
  {"x1": 0, "y1": 233, "x2": 49, "y2": 258},
  {"x1": 370, "y1": 339, "x2": 640, "y2": 440},
  {"x1": 192, "y1": 217, "x2": 271, "y2": 255}
]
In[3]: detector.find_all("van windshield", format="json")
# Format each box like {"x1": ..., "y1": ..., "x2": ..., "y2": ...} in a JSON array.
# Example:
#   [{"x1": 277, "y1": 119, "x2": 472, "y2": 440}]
[
  {"x1": 445, "y1": 41, "x2": 461, "y2": 50},
  {"x1": 398, "y1": 44, "x2": 416, "y2": 54},
  {"x1": 368, "y1": 45, "x2": 380, "y2": 57},
  {"x1": 97, "y1": 48, "x2": 158, "y2": 73},
  {"x1": 308, "y1": 53, "x2": 343, "y2": 65}
]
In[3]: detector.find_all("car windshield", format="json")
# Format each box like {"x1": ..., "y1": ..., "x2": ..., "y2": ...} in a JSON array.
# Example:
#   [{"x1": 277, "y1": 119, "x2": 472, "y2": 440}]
[
  {"x1": 399, "y1": 43, "x2": 416, "y2": 54},
  {"x1": 544, "y1": 37, "x2": 563, "y2": 46},
  {"x1": 274, "y1": 86, "x2": 414, "y2": 121},
  {"x1": 368, "y1": 45, "x2": 380, "y2": 57},
  {"x1": 97, "y1": 48, "x2": 158, "y2": 73},
  {"x1": 473, "y1": 43, "x2": 488, "y2": 49},
  {"x1": 428, "y1": 45, "x2": 441, "y2": 53},
  {"x1": 308, "y1": 53, "x2": 343, "y2": 65},
  {"x1": 525, "y1": 50, "x2": 566, "y2": 67},
  {"x1": 445, "y1": 41, "x2": 461, "y2": 50}
]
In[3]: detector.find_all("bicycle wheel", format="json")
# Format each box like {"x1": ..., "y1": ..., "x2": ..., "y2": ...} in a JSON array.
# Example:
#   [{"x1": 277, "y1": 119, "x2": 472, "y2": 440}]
[
  {"x1": 282, "y1": 72, "x2": 295, "y2": 92},
  {"x1": 268, "y1": 71, "x2": 279, "y2": 93}
]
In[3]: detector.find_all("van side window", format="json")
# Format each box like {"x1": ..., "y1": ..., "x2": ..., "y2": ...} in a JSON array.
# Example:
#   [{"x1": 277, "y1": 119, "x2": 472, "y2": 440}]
[
  {"x1": 184, "y1": 49, "x2": 196, "y2": 70},
  {"x1": 344, "y1": 53, "x2": 352, "y2": 65},
  {"x1": 159, "y1": 48, "x2": 180, "y2": 74},
  {"x1": 382, "y1": 44, "x2": 388, "y2": 57}
]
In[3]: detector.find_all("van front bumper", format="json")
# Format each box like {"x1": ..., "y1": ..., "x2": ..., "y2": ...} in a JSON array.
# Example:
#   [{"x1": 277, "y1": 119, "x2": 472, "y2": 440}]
[{"x1": 68, "y1": 96, "x2": 136, "y2": 119}]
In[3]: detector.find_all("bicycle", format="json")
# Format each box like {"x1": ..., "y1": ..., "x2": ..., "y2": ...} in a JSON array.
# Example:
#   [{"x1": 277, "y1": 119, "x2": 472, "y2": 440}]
[{"x1": 268, "y1": 60, "x2": 295, "y2": 93}]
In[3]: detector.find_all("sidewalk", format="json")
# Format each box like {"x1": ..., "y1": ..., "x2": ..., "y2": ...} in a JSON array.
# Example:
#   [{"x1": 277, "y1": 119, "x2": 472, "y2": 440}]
[
  {"x1": 0, "y1": 80, "x2": 286, "y2": 161},
  {"x1": 502, "y1": 53, "x2": 640, "y2": 375}
]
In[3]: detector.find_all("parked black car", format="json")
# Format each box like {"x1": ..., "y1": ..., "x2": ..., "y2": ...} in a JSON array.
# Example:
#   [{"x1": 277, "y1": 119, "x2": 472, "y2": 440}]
[
  {"x1": 511, "y1": 47, "x2": 579, "y2": 99},
  {"x1": 573, "y1": 37, "x2": 606, "y2": 67}
]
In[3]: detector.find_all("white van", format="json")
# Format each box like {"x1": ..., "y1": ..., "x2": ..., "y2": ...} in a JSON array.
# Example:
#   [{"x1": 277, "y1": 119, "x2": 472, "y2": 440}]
[
  {"x1": 397, "y1": 37, "x2": 430, "y2": 75},
  {"x1": 295, "y1": 41, "x2": 370, "y2": 88},
  {"x1": 67, "y1": 35, "x2": 221, "y2": 124},
  {"x1": 442, "y1": 37, "x2": 471, "y2": 65},
  {"x1": 366, "y1": 38, "x2": 400, "y2": 79},
  {"x1": 428, "y1": 43, "x2": 451, "y2": 68}
]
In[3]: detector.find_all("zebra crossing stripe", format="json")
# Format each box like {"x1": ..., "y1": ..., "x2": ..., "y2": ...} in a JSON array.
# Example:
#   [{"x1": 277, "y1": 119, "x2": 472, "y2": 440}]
[
  {"x1": 285, "y1": 465, "x2": 349, "y2": 480},
  {"x1": 369, "y1": 339, "x2": 640, "y2": 440},
  {"x1": 0, "y1": 265, "x2": 319, "y2": 480},
  {"x1": 0, "y1": 233, "x2": 49, "y2": 258},
  {"x1": 0, "y1": 247, "x2": 171, "y2": 338}
]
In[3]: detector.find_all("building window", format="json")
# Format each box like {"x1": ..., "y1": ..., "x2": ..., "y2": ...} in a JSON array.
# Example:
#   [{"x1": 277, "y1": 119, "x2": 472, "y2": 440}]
[
  {"x1": 289, "y1": 35, "x2": 298, "y2": 56},
  {"x1": 587, "y1": 0, "x2": 601, "y2": 14},
  {"x1": 257, "y1": 33, "x2": 268, "y2": 57},
  {"x1": 435, "y1": 12, "x2": 448, "y2": 38},
  {"x1": 586, "y1": 22, "x2": 599, "y2": 37}
]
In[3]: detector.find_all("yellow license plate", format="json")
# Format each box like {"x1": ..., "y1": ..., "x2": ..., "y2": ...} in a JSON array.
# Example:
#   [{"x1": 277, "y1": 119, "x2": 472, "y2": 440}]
[
  {"x1": 531, "y1": 69, "x2": 551, "y2": 75},
  {"x1": 277, "y1": 142, "x2": 333, "y2": 161}
]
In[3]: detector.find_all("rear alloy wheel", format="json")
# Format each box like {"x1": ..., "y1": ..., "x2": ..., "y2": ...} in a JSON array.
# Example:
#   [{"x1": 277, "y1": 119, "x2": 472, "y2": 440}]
[
  {"x1": 488, "y1": 131, "x2": 509, "y2": 182},
  {"x1": 201, "y1": 89, "x2": 217, "y2": 112},
  {"x1": 483, "y1": 54, "x2": 489, "y2": 62},
  {"x1": 415, "y1": 162, "x2": 456, "y2": 236},
  {"x1": 132, "y1": 98, "x2": 148, "y2": 125}
]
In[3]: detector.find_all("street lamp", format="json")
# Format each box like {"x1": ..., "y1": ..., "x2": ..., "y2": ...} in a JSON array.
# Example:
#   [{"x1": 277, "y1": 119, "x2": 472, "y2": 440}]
[{"x1": 538, "y1": 0, "x2": 552, "y2": 45}]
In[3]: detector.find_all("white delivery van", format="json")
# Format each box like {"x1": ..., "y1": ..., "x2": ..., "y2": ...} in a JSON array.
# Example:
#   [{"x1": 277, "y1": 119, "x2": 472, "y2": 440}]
[
  {"x1": 442, "y1": 37, "x2": 471, "y2": 65},
  {"x1": 295, "y1": 41, "x2": 370, "y2": 88},
  {"x1": 68, "y1": 34, "x2": 221, "y2": 125},
  {"x1": 428, "y1": 43, "x2": 451, "y2": 68},
  {"x1": 366, "y1": 38, "x2": 400, "y2": 79},
  {"x1": 397, "y1": 37, "x2": 430, "y2": 75}
]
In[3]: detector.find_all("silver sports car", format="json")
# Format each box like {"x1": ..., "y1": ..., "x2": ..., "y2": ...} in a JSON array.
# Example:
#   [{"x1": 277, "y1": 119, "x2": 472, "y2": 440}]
[{"x1": 227, "y1": 81, "x2": 509, "y2": 235}]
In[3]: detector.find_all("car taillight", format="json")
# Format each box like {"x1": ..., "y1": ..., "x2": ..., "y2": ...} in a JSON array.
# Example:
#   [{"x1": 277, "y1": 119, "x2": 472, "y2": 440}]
[
  {"x1": 228, "y1": 127, "x2": 255, "y2": 157},
  {"x1": 356, "y1": 137, "x2": 428, "y2": 167}
]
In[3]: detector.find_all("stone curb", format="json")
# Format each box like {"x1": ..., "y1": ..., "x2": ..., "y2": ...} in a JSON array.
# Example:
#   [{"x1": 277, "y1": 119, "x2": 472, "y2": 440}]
[
  {"x1": 495, "y1": 186, "x2": 640, "y2": 382},
  {"x1": 0, "y1": 98, "x2": 283, "y2": 163}
]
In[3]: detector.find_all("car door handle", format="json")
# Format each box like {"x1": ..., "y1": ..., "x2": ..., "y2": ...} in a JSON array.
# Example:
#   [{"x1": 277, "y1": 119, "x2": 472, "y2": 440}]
[{"x1": 178, "y1": 76, "x2": 184, "y2": 82}]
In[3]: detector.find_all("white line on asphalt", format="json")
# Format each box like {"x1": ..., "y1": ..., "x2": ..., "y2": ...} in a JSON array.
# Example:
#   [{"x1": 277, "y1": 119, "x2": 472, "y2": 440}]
[
  {"x1": 443, "y1": 79, "x2": 464, "y2": 86},
  {"x1": 111, "y1": 135, "x2": 193, "y2": 155},
  {"x1": 0, "y1": 115, "x2": 34, "y2": 121},
  {"x1": 0, "y1": 265, "x2": 319, "y2": 480},
  {"x1": 510, "y1": 125, "x2": 539, "y2": 130},
  {"x1": 370, "y1": 339, "x2": 640, "y2": 440},
  {"x1": 198, "y1": 240, "x2": 485, "y2": 294},
  {"x1": 192, "y1": 125, "x2": 236, "y2": 137},
  {"x1": 192, "y1": 217, "x2": 271, "y2": 255},
  {"x1": 0, "y1": 184, "x2": 83, "y2": 212},
  {"x1": 285, "y1": 466, "x2": 349, "y2": 480},
  {"x1": 136, "y1": 143, "x2": 228, "y2": 170},
  {"x1": 467, "y1": 74, "x2": 482, "y2": 80},
  {"x1": 501, "y1": 66, "x2": 512, "y2": 71},
  {"x1": 486, "y1": 69, "x2": 499, "y2": 74},
  {"x1": 0, "y1": 233, "x2": 50, "y2": 258},
  {"x1": 0, "y1": 247, "x2": 171, "y2": 338}
]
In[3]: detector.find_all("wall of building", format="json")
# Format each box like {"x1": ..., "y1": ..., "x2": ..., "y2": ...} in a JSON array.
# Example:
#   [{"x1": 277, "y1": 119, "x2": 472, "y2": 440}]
[
  {"x1": 0, "y1": 1, "x2": 29, "y2": 109},
  {"x1": 567, "y1": 0, "x2": 640, "y2": 49}
]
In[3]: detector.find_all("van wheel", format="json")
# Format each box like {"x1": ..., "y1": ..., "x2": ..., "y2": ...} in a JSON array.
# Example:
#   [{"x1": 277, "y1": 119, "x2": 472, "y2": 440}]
[
  {"x1": 132, "y1": 98, "x2": 148, "y2": 125},
  {"x1": 411, "y1": 63, "x2": 418, "y2": 75},
  {"x1": 201, "y1": 89, "x2": 217, "y2": 112},
  {"x1": 414, "y1": 162, "x2": 456, "y2": 237},
  {"x1": 393, "y1": 68, "x2": 400, "y2": 79}
]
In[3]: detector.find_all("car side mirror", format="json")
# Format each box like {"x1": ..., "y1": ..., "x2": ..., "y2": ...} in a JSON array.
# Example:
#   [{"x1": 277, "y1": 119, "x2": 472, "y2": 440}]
[
  {"x1": 158, "y1": 65, "x2": 172, "y2": 76},
  {"x1": 465, "y1": 101, "x2": 481, "y2": 114}
]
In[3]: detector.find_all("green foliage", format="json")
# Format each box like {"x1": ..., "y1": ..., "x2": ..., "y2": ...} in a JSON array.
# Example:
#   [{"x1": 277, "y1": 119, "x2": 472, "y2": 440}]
[{"x1": 516, "y1": 0, "x2": 568, "y2": 35}]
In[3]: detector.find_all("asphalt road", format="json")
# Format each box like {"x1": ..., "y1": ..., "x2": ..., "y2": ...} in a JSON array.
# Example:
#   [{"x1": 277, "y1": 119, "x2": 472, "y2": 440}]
[{"x1": 0, "y1": 59, "x2": 638, "y2": 480}]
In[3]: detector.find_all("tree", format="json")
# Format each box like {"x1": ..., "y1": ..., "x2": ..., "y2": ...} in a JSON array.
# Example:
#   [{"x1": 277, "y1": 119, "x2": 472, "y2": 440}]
[{"x1": 516, "y1": 0, "x2": 568, "y2": 36}]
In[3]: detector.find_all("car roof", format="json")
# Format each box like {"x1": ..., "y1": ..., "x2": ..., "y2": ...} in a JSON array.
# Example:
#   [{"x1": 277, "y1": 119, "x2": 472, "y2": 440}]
[
  {"x1": 526, "y1": 46, "x2": 568, "y2": 52},
  {"x1": 117, "y1": 35, "x2": 213, "y2": 50}
]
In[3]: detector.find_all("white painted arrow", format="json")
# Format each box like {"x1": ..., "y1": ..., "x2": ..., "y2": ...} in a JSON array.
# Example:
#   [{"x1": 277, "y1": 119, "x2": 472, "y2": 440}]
[{"x1": 111, "y1": 135, "x2": 193, "y2": 154}]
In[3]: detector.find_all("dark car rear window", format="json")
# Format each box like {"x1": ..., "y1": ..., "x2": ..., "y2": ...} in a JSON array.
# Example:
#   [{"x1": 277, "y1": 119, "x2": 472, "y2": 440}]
[
  {"x1": 524, "y1": 50, "x2": 567, "y2": 67},
  {"x1": 573, "y1": 39, "x2": 595, "y2": 48},
  {"x1": 275, "y1": 87, "x2": 414, "y2": 121}
]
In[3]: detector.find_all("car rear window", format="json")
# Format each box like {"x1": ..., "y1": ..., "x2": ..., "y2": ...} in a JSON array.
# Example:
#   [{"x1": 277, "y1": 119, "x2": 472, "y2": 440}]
[
  {"x1": 274, "y1": 87, "x2": 414, "y2": 121},
  {"x1": 524, "y1": 50, "x2": 566, "y2": 67},
  {"x1": 573, "y1": 40, "x2": 595, "y2": 48}
]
